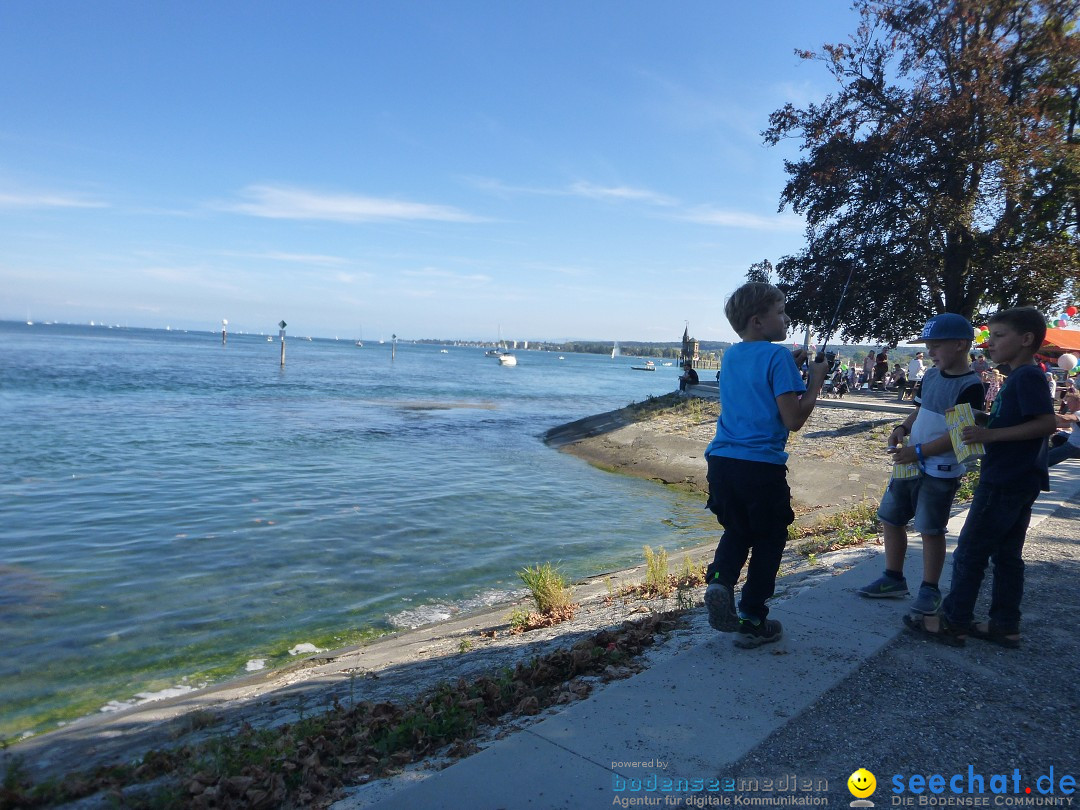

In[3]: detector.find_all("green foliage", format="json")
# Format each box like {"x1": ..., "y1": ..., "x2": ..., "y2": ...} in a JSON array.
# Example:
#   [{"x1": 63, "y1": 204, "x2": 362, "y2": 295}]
[
  {"x1": 517, "y1": 563, "x2": 572, "y2": 615},
  {"x1": 791, "y1": 500, "x2": 882, "y2": 556},
  {"x1": 766, "y1": 0, "x2": 1080, "y2": 344},
  {"x1": 507, "y1": 608, "x2": 532, "y2": 633},
  {"x1": 642, "y1": 546, "x2": 672, "y2": 598},
  {"x1": 956, "y1": 468, "x2": 979, "y2": 502}
]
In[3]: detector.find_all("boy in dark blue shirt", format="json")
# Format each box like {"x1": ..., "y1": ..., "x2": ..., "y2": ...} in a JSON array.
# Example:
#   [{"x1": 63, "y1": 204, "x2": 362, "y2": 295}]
[
  {"x1": 703, "y1": 282, "x2": 828, "y2": 648},
  {"x1": 904, "y1": 307, "x2": 1056, "y2": 647}
]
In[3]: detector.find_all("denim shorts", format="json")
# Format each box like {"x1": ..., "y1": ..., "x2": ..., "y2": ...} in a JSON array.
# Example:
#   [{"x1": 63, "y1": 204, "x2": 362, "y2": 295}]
[{"x1": 877, "y1": 474, "x2": 961, "y2": 536}]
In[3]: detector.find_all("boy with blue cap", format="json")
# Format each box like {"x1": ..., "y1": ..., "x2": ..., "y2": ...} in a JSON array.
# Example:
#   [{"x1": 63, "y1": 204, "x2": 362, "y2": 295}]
[{"x1": 858, "y1": 313, "x2": 984, "y2": 613}]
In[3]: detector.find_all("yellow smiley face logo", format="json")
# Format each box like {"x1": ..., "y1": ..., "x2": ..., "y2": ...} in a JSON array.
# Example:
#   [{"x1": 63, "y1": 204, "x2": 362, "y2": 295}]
[{"x1": 848, "y1": 768, "x2": 877, "y2": 798}]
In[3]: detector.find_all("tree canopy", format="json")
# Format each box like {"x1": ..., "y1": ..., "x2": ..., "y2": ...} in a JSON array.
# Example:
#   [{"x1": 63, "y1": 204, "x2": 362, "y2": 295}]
[{"x1": 766, "y1": 0, "x2": 1080, "y2": 346}]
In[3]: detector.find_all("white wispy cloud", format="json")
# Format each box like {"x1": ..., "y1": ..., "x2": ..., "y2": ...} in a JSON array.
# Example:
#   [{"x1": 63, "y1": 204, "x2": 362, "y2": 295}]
[
  {"x1": 679, "y1": 206, "x2": 804, "y2": 232},
  {"x1": 401, "y1": 267, "x2": 491, "y2": 284},
  {"x1": 463, "y1": 175, "x2": 677, "y2": 207},
  {"x1": 0, "y1": 189, "x2": 107, "y2": 209},
  {"x1": 222, "y1": 185, "x2": 484, "y2": 224},
  {"x1": 222, "y1": 250, "x2": 350, "y2": 266},
  {"x1": 567, "y1": 182, "x2": 677, "y2": 206}
]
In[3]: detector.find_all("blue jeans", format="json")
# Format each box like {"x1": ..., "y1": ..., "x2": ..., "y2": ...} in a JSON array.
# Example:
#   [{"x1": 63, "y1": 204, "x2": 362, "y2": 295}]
[
  {"x1": 704, "y1": 456, "x2": 794, "y2": 621},
  {"x1": 1048, "y1": 442, "x2": 1080, "y2": 466},
  {"x1": 942, "y1": 481, "x2": 1040, "y2": 632}
]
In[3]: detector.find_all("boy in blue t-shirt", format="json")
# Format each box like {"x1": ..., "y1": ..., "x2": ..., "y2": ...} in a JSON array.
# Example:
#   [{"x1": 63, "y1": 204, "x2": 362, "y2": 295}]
[
  {"x1": 703, "y1": 282, "x2": 828, "y2": 648},
  {"x1": 904, "y1": 307, "x2": 1056, "y2": 648}
]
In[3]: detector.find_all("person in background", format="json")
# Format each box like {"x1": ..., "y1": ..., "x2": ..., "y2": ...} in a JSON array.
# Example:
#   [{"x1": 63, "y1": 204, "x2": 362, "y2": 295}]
[
  {"x1": 908, "y1": 351, "x2": 926, "y2": 382},
  {"x1": 862, "y1": 350, "x2": 876, "y2": 386},
  {"x1": 679, "y1": 363, "x2": 699, "y2": 391},
  {"x1": 972, "y1": 353, "x2": 990, "y2": 375},
  {"x1": 1045, "y1": 371, "x2": 1057, "y2": 405},
  {"x1": 886, "y1": 363, "x2": 907, "y2": 392},
  {"x1": 1049, "y1": 389, "x2": 1080, "y2": 466},
  {"x1": 702, "y1": 282, "x2": 827, "y2": 648},
  {"x1": 873, "y1": 351, "x2": 890, "y2": 384},
  {"x1": 984, "y1": 368, "x2": 1004, "y2": 412}
]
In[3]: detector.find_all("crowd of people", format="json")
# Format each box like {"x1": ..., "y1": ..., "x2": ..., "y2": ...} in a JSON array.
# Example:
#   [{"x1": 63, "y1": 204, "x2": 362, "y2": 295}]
[{"x1": 700, "y1": 283, "x2": 1076, "y2": 653}]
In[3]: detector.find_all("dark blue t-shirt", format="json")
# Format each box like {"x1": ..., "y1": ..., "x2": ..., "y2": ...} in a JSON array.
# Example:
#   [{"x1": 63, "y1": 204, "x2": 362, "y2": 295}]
[{"x1": 983, "y1": 363, "x2": 1054, "y2": 490}]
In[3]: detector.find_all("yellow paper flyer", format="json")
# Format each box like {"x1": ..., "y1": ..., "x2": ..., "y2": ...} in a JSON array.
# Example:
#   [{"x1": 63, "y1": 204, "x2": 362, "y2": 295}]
[
  {"x1": 891, "y1": 436, "x2": 921, "y2": 479},
  {"x1": 945, "y1": 402, "x2": 986, "y2": 462}
]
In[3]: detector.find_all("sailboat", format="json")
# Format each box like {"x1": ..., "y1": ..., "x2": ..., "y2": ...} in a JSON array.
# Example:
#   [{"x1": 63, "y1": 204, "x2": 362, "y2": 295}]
[
  {"x1": 611, "y1": 341, "x2": 620, "y2": 359},
  {"x1": 489, "y1": 325, "x2": 516, "y2": 364}
]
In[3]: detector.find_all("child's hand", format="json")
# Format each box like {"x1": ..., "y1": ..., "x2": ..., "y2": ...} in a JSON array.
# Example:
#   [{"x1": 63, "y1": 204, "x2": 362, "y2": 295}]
[
  {"x1": 890, "y1": 446, "x2": 917, "y2": 464},
  {"x1": 887, "y1": 425, "x2": 907, "y2": 449},
  {"x1": 792, "y1": 348, "x2": 809, "y2": 367},
  {"x1": 962, "y1": 425, "x2": 992, "y2": 445},
  {"x1": 807, "y1": 356, "x2": 829, "y2": 388}
]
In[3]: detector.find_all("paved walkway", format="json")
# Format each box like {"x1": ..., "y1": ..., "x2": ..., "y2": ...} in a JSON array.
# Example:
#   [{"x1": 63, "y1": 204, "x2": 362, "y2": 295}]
[{"x1": 336, "y1": 466, "x2": 1080, "y2": 809}]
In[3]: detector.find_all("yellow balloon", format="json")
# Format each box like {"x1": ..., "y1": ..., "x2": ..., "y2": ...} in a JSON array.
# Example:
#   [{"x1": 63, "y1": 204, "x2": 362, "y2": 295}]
[{"x1": 848, "y1": 768, "x2": 877, "y2": 798}]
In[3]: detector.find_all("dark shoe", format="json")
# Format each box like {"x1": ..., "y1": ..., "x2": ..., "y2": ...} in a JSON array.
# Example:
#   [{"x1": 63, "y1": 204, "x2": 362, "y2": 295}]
[
  {"x1": 734, "y1": 617, "x2": 783, "y2": 648},
  {"x1": 902, "y1": 613, "x2": 966, "y2": 647},
  {"x1": 704, "y1": 582, "x2": 738, "y2": 633},
  {"x1": 969, "y1": 621, "x2": 1021, "y2": 649}
]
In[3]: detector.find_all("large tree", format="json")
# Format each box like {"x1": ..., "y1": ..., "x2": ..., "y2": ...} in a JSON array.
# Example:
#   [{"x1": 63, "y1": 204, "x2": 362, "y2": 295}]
[{"x1": 766, "y1": 0, "x2": 1080, "y2": 346}]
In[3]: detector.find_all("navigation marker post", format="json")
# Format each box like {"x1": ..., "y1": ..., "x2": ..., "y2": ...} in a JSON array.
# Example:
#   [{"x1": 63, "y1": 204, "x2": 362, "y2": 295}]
[
  {"x1": 222, "y1": 318, "x2": 228, "y2": 345},
  {"x1": 391, "y1": 333, "x2": 397, "y2": 362},
  {"x1": 279, "y1": 320, "x2": 287, "y2": 367}
]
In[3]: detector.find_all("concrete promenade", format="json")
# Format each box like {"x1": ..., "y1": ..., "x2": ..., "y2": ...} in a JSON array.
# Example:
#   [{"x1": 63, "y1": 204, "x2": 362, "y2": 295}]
[{"x1": 337, "y1": 465, "x2": 1080, "y2": 809}]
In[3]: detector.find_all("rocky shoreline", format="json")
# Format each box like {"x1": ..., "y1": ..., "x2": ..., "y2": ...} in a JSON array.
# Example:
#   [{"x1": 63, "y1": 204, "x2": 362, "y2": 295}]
[{"x1": 9, "y1": 395, "x2": 907, "y2": 798}]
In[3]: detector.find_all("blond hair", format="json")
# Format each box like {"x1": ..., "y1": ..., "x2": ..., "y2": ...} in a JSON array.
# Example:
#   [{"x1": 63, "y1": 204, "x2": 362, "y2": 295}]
[{"x1": 725, "y1": 282, "x2": 784, "y2": 335}]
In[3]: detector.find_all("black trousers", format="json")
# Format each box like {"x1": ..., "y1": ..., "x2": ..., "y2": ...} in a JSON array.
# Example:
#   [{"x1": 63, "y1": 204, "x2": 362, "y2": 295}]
[{"x1": 704, "y1": 455, "x2": 794, "y2": 620}]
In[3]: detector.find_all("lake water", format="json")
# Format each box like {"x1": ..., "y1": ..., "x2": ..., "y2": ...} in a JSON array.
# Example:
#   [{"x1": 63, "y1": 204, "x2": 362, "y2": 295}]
[{"x1": 0, "y1": 322, "x2": 718, "y2": 739}]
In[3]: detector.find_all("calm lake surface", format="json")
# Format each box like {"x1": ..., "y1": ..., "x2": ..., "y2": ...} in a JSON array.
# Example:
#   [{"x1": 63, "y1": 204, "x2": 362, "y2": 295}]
[{"x1": 0, "y1": 322, "x2": 718, "y2": 739}]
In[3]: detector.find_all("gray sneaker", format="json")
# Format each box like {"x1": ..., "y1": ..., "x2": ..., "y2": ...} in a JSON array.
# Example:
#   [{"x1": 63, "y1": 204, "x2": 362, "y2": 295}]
[
  {"x1": 704, "y1": 582, "x2": 738, "y2": 632},
  {"x1": 910, "y1": 584, "x2": 942, "y2": 615},
  {"x1": 734, "y1": 617, "x2": 783, "y2": 649},
  {"x1": 857, "y1": 574, "x2": 909, "y2": 599}
]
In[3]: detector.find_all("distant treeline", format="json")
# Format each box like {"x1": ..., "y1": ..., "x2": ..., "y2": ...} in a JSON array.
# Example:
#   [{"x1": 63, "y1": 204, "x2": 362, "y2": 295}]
[
  {"x1": 413, "y1": 339, "x2": 940, "y2": 366},
  {"x1": 414, "y1": 339, "x2": 732, "y2": 360}
]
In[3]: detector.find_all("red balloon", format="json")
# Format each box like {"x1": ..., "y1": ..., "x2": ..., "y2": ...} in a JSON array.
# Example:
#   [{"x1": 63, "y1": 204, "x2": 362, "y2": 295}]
[{"x1": 1068, "y1": 306, "x2": 1078, "y2": 317}]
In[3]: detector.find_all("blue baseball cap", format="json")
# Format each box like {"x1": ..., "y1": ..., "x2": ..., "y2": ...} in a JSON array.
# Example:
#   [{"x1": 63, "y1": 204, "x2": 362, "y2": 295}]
[{"x1": 913, "y1": 313, "x2": 974, "y2": 342}]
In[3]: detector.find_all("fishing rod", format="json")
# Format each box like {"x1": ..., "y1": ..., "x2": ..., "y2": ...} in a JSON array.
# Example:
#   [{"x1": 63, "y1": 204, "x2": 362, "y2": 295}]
[{"x1": 802, "y1": 98, "x2": 923, "y2": 369}]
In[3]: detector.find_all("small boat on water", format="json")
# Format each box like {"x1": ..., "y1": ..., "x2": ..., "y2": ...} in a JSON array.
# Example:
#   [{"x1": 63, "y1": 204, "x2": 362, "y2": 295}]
[
  {"x1": 631, "y1": 360, "x2": 656, "y2": 371},
  {"x1": 440, "y1": 349, "x2": 449, "y2": 353},
  {"x1": 498, "y1": 353, "x2": 517, "y2": 366}
]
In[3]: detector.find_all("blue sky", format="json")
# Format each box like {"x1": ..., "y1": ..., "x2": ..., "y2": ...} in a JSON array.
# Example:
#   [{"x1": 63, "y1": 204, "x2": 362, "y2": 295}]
[{"x1": 1, "y1": 1, "x2": 863, "y2": 343}]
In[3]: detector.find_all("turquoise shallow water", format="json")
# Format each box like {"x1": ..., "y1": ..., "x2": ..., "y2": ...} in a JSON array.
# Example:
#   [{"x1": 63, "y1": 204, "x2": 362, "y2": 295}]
[{"x1": 0, "y1": 322, "x2": 717, "y2": 738}]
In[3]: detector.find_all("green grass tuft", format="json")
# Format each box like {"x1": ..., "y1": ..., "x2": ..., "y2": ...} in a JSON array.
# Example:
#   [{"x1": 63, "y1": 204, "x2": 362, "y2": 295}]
[{"x1": 518, "y1": 563, "x2": 573, "y2": 614}]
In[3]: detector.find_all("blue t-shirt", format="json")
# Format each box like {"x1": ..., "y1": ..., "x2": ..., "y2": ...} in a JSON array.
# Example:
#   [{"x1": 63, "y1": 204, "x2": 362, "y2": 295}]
[
  {"x1": 705, "y1": 341, "x2": 807, "y2": 465},
  {"x1": 983, "y1": 363, "x2": 1054, "y2": 490}
]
